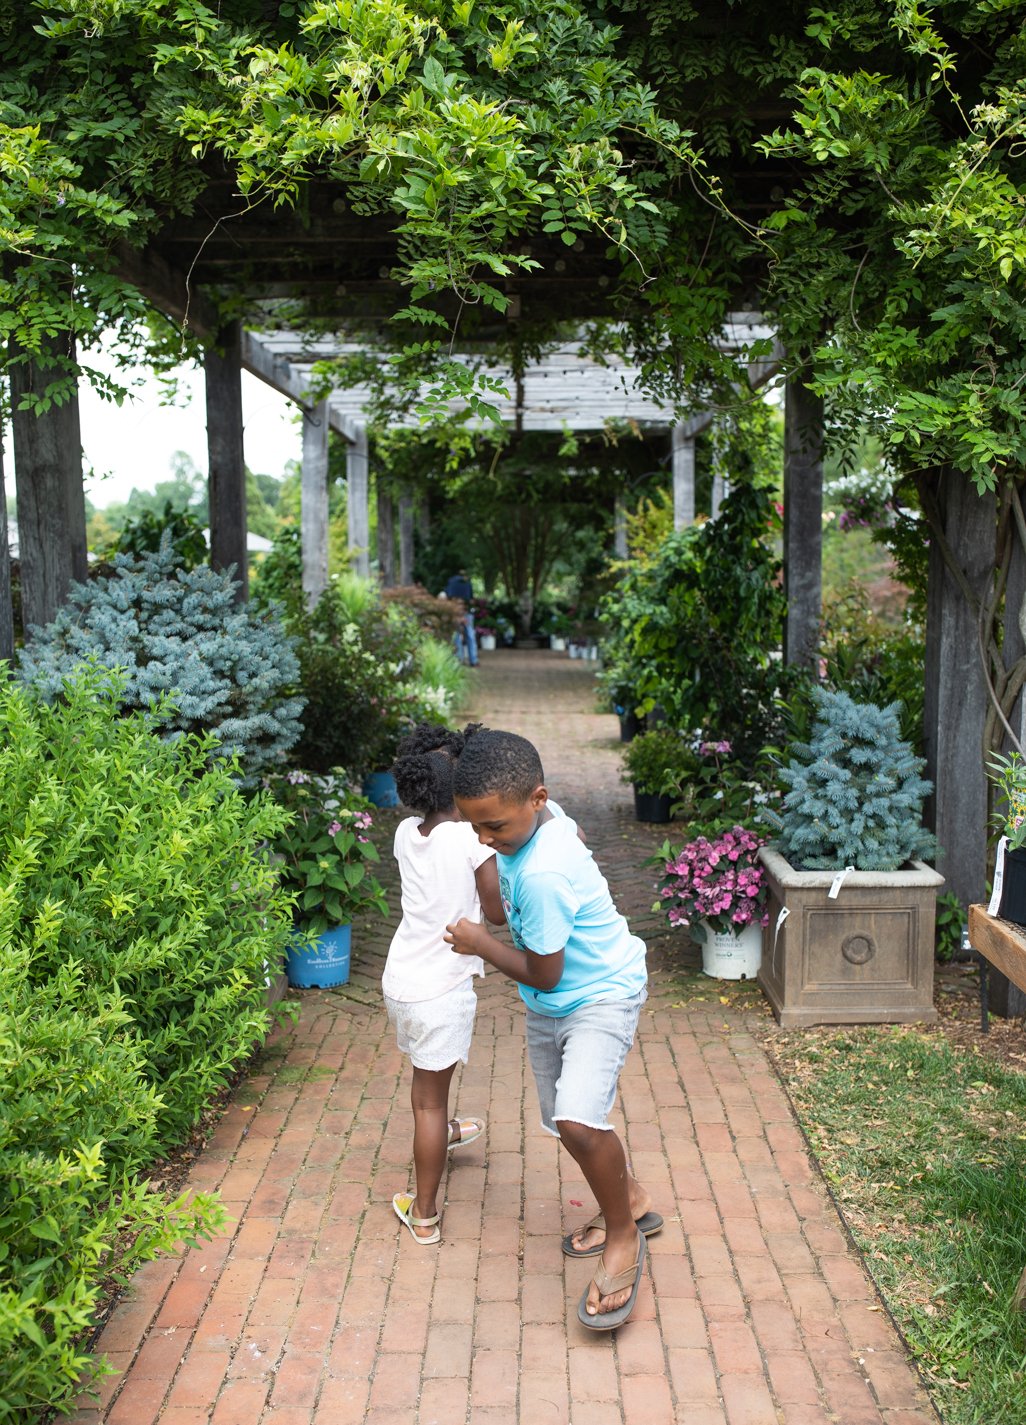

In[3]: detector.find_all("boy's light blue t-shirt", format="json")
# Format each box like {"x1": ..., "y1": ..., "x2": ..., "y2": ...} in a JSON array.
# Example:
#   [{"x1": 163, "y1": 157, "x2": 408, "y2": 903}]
[{"x1": 496, "y1": 809, "x2": 647, "y2": 1017}]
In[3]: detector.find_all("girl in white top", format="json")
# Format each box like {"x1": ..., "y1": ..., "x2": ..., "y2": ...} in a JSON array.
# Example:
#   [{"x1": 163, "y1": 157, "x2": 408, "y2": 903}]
[{"x1": 385, "y1": 723, "x2": 504, "y2": 1245}]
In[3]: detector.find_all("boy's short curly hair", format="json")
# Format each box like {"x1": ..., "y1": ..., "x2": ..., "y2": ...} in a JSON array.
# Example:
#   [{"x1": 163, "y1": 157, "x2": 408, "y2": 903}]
[
  {"x1": 392, "y1": 723, "x2": 481, "y2": 814},
  {"x1": 452, "y1": 726, "x2": 544, "y2": 803}
]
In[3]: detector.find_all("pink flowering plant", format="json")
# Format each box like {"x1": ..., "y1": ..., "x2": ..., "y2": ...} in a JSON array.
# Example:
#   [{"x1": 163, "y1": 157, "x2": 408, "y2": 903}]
[
  {"x1": 266, "y1": 771, "x2": 389, "y2": 935},
  {"x1": 656, "y1": 824, "x2": 769, "y2": 940}
]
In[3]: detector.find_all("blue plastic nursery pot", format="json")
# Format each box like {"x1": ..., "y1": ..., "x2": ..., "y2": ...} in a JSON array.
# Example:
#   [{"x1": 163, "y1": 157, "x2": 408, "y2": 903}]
[
  {"x1": 286, "y1": 923, "x2": 352, "y2": 989},
  {"x1": 362, "y1": 770, "x2": 400, "y2": 807}
]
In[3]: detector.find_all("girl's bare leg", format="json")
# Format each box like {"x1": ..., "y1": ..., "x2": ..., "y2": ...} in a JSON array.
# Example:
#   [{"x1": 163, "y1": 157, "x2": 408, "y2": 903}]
[{"x1": 408, "y1": 1063, "x2": 458, "y2": 1238}]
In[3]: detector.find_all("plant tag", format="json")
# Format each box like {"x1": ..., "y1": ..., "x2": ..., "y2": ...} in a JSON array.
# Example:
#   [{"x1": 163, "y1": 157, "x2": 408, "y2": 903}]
[
  {"x1": 828, "y1": 865, "x2": 855, "y2": 899},
  {"x1": 770, "y1": 905, "x2": 790, "y2": 978},
  {"x1": 988, "y1": 836, "x2": 1008, "y2": 916}
]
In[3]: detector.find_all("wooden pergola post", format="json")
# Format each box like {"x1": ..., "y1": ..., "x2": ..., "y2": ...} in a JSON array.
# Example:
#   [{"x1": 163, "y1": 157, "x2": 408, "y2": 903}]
[
  {"x1": 205, "y1": 319, "x2": 248, "y2": 602},
  {"x1": 672, "y1": 423, "x2": 696, "y2": 529},
  {"x1": 614, "y1": 495, "x2": 628, "y2": 559},
  {"x1": 9, "y1": 334, "x2": 87, "y2": 631},
  {"x1": 346, "y1": 425, "x2": 370, "y2": 577},
  {"x1": 0, "y1": 431, "x2": 14, "y2": 666},
  {"x1": 301, "y1": 401, "x2": 330, "y2": 608},
  {"x1": 398, "y1": 488, "x2": 414, "y2": 585},
  {"x1": 923, "y1": 469, "x2": 995, "y2": 909},
  {"x1": 377, "y1": 477, "x2": 396, "y2": 586},
  {"x1": 782, "y1": 368, "x2": 824, "y2": 668}
]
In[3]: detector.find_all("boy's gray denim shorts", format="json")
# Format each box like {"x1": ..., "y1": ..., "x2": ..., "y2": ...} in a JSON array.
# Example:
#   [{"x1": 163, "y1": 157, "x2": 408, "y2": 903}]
[{"x1": 525, "y1": 988, "x2": 647, "y2": 1136}]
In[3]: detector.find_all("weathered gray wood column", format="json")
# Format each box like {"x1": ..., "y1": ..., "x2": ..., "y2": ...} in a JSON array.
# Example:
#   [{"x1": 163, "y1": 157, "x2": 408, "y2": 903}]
[
  {"x1": 301, "y1": 401, "x2": 329, "y2": 608},
  {"x1": 10, "y1": 335, "x2": 87, "y2": 631},
  {"x1": 782, "y1": 369, "x2": 824, "y2": 667},
  {"x1": 346, "y1": 424, "x2": 370, "y2": 577},
  {"x1": 923, "y1": 469, "x2": 995, "y2": 909},
  {"x1": 1004, "y1": 507, "x2": 1026, "y2": 751},
  {"x1": 672, "y1": 423, "x2": 696, "y2": 529},
  {"x1": 377, "y1": 480, "x2": 396, "y2": 587},
  {"x1": 0, "y1": 433, "x2": 14, "y2": 666},
  {"x1": 398, "y1": 489, "x2": 415, "y2": 586},
  {"x1": 995, "y1": 523, "x2": 1026, "y2": 1014},
  {"x1": 205, "y1": 320, "x2": 248, "y2": 602},
  {"x1": 614, "y1": 495, "x2": 628, "y2": 559}
]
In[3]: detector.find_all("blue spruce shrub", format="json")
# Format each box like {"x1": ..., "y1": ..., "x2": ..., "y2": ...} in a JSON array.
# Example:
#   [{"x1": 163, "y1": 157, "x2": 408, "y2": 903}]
[
  {"x1": 767, "y1": 687, "x2": 938, "y2": 870},
  {"x1": 17, "y1": 535, "x2": 304, "y2": 780}
]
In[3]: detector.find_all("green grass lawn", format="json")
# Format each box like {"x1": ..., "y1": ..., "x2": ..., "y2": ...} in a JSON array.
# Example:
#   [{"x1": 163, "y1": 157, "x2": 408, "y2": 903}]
[{"x1": 768, "y1": 1024, "x2": 1026, "y2": 1425}]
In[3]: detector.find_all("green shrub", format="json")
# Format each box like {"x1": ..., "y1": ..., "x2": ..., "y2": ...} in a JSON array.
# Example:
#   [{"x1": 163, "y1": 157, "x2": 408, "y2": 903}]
[
  {"x1": 598, "y1": 483, "x2": 796, "y2": 769},
  {"x1": 16, "y1": 537, "x2": 304, "y2": 782},
  {"x1": 0, "y1": 668, "x2": 292, "y2": 1417},
  {"x1": 288, "y1": 577, "x2": 462, "y2": 776}
]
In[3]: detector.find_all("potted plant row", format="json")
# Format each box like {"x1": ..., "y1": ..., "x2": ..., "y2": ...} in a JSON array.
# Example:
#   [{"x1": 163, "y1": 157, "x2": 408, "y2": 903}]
[
  {"x1": 619, "y1": 727, "x2": 687, "y2": 823},
  {"x1": 757, "y1": 688, "x2": 943, "y2": 1027},
  {"x1": 266, "y1": 771, "x2": 390, "y2": 988}
]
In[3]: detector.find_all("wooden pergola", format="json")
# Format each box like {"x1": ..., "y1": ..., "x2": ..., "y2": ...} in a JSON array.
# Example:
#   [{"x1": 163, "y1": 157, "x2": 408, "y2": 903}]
[
  {"x1": 1, "y1": 176, "x2": 988, "y2": 922},
  {"x1": 238, "y1": 313, "x2": 804, "y2": 615}
]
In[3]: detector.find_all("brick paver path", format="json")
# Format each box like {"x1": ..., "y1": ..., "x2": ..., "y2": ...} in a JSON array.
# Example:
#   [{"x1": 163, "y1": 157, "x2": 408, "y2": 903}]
[{"x1": 72, "y1": 650, "x2": 939, "y2": 1425}]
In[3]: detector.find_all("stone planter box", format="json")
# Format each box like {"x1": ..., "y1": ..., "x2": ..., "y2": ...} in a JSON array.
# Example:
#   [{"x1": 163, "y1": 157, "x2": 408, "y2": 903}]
[{"x1": 757, "y1": 846, "x2": 943, "y2": 1027}]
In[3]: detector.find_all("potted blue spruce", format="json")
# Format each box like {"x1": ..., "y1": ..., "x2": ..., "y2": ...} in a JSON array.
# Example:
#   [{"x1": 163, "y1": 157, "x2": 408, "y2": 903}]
[
  {"x1": 758, "y1": 688, "x2": 943, "y2": 1026},
  {"x1": 267, "y1": 772, "x2": 390, "y2": 987}
]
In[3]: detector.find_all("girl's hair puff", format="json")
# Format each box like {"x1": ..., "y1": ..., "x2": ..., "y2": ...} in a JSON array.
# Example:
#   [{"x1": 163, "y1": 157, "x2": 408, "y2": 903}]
[{"x1": 392, "y1": 723, "x2": 481, "y2": 814}]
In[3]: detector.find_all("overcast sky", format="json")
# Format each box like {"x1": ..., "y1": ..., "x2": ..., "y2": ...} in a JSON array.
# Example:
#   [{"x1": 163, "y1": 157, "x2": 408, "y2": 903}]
[{"x1": 3, "y1": 353, "x2": 304, "y2": 510}]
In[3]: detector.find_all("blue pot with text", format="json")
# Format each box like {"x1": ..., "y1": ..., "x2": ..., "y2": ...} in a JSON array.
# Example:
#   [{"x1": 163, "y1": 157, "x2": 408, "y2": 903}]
[
  {"x1": 286, "y1": 923, "x2": 352, "y2": 988},
  {"x1": 362, "y1": 770, "x2": 400, "y2": 807}
]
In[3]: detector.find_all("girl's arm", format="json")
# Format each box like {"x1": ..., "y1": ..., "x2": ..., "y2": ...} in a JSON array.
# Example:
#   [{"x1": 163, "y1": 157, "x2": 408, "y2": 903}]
[
  {"x1": 444, "y1": 917, "x2": 564, "y2": 992},
  {"x1": 474, "y1": 856, "x2": 505, "y2": 925}
]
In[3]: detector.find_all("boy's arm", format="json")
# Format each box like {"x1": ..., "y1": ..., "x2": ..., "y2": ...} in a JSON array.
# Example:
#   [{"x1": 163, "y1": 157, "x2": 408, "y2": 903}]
[
  {"x1": 474, "y1": 857, "x2": 505, "y2": 925},
  {"x1": 444, "y1": 918, "x2": 564, "y2": 992}
]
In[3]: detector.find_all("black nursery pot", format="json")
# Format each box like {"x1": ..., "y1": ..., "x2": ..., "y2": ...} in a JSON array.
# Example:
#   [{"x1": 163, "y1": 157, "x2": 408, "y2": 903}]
[
  {"x1": 999, "y1": 846, "x2": 1026, "y2": 926},
  {"x1": 633, "y1": 788, "x2": 672, "y2": 824},
  {"x1": 619, "y1": 711, "x2": 640, "y2": 743}
]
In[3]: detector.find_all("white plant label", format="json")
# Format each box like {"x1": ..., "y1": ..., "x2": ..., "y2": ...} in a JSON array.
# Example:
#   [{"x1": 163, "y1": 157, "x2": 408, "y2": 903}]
[
  {"x1": 828, "y1": 865, "x2": 855, "y2": 899},
  {"x1": 988, "y1": 836, "x2": 1008, "y2": 916}
]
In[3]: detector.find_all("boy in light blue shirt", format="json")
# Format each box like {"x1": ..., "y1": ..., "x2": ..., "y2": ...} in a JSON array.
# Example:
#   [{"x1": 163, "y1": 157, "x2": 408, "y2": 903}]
[{"x1": 445, "y1": 727, "x2": 662, "y2": 1331}]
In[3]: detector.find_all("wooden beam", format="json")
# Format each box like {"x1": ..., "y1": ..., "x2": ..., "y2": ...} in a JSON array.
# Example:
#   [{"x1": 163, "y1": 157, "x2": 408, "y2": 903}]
[
  {"x1": 112, "y1": 241, "x2": 222, "y2": 342},
  {"x1": 205, "y1": 320, "x2": 248, "y2": 601},
  {"x1": 968, "y1": 905, "x2": 1026, "y2": 995}
]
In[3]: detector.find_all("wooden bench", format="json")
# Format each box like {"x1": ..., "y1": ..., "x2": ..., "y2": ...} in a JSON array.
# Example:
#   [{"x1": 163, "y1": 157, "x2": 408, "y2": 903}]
[{"x1": 967, "y1": 905, "x2": 1026, "y2": 1311}]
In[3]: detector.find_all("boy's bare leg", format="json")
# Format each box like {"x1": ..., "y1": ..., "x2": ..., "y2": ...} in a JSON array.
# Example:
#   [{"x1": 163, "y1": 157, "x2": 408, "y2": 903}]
[
  {"x1": 409, "y1": 1063, "x2": 457, "y2": 1239},
  {"x1": 557, "y1": 1120, "x2": 644, "y2": 1316},
  {"x1": 567, "y1": 1167, "x2": 654, "y2": 1253}
]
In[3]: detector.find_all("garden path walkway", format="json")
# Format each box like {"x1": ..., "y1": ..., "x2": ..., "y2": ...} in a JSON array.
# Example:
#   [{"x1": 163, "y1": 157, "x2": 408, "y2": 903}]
[{"x1": 72, "y1": 649, "x2": 940, "y2": 1425}]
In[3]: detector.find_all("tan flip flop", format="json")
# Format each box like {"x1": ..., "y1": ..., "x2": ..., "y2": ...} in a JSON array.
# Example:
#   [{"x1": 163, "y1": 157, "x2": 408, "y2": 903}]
[{"x1": 578, "y1": 1231, "x2": 647, "y2": 1331}]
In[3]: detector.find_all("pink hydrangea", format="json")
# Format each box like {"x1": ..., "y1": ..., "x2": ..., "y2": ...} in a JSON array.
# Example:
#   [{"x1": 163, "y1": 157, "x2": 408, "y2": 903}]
[{"x1": 656, "y1": 824, "x2": 769, "y2": 935}]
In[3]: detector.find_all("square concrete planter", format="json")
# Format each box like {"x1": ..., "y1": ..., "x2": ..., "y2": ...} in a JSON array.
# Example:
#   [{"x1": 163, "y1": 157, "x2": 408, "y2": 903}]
[{"x1": 757, "y1": 845, "x2": 943, "y2": 1027}]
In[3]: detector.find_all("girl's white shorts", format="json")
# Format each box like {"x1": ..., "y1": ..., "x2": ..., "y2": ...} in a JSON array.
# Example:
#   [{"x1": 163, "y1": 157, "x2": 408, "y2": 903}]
[{"x1": 384, "y1": 978, "x2": 478, "y2": 1071}]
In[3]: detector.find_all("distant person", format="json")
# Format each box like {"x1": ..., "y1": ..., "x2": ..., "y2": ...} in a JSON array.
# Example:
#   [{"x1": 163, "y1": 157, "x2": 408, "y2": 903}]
[
  {"x1": 445, "y1": 568, "x2": 478, "y2": 667},
  {"x1": 384, "y1": 724, "x2": 504, "y2": 1245},
  {"x1": 446, "y1": 727, "x2": 661, "y2": 1329}
]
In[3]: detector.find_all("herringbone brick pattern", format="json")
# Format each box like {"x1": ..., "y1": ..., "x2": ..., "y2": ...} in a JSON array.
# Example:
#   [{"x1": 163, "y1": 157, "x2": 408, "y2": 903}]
[{"x1": 69, "y1": 650, "x2": 939, "y2": 1424}]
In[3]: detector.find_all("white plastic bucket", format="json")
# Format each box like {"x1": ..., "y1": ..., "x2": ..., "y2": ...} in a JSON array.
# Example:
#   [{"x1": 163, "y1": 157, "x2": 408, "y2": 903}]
[{"x1": 700, "y1": 921, "x2": 762, "y2": 980}]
